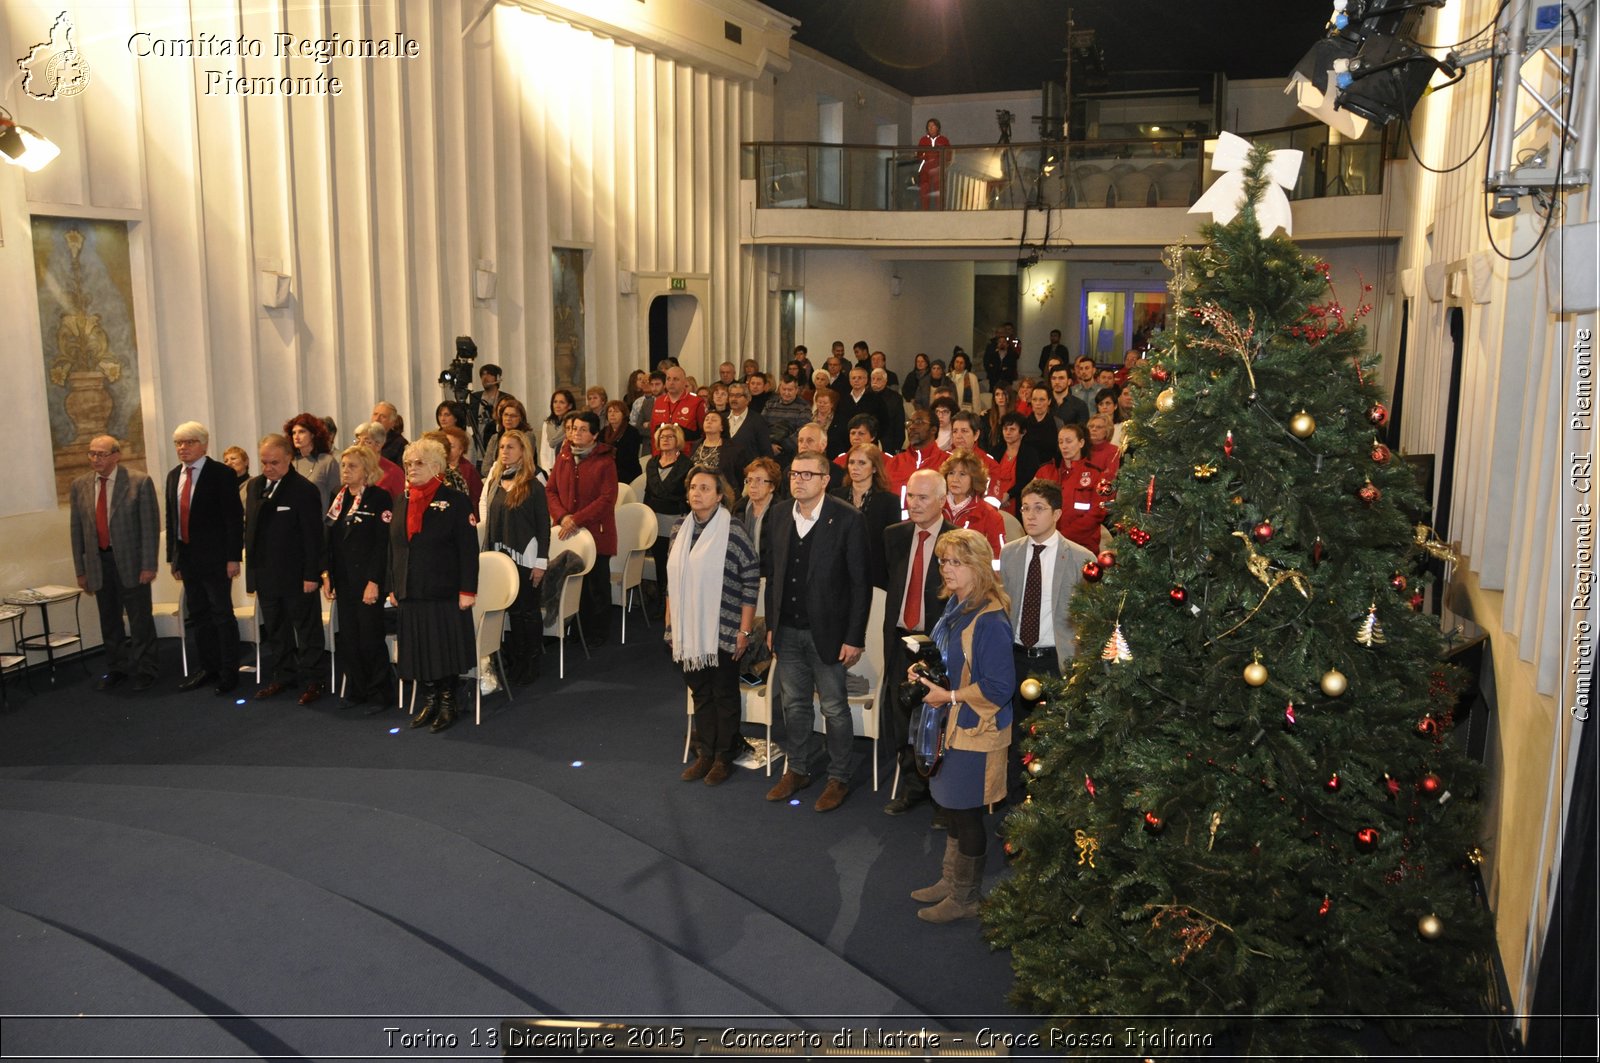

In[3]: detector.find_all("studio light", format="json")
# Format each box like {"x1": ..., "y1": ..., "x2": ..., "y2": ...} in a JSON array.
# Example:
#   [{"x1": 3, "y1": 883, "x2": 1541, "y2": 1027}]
[
  {"x1": 1289, "y1": 0, "x2": 1460, "y2": 132},
  {"x1": 0, "y1": 108, "x2": 60, "y2": 172}
]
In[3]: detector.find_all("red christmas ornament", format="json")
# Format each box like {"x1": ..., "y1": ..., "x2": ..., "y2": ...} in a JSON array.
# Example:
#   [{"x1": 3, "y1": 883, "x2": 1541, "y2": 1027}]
[
  {"x1": 1419, "y1": 773, "x2": 1443, "y2": 795},
  {"x1": 1224, "y1": 430, "x2": 1235, "y2": 457},
  {"x1": 1355, "y1": 827, "x2": 1381, "y2": 852},
  {"x1": 1390, "y1": 572, "x2": 1409, "y2": 592},
  {"x1": 1284, "y1": 702, "x2": 1298, "y2": 727},
  {"x1": 1145, "y1": 475, "x2": 1156, "y2": 511},
  {"x1": 1084, "y1": 775, "x2": 1098, "y2": 799},
  {"x1": 1317, "y1": 896, "x2": 1332, "y2": 917},
  {"x1": 1252, "y1": 519, "x2": 1275, "y2": 544},
  {"x1": 1384, "y1": 773, "x2": 1401, "y2": 797},
  {"x1": 1021, "y1": 751, "x2": 1036, "y2": 766},
  {"x1": 1368, "y1": 403, "x2": 1389, "y2": 426},
  {"x1": 1324, "y1": 772, "x2": 1342, "y2": 792},
  {"x1": 1150, "y1": 365, "x2": 1170, "y2": 383},
  {"x1": 1311, "y1": 537, "x2": 1326, "y2": 565},
  {"x1": 1097, "y1": 550, "x2": 1117, "y2": 569},
  {"x1": 1168, "y1": 586, "x2": 1188, "y2": 606},
  {"x1": 1142, "y1": 811, "x2": 1165, "y2": 834},
  {"x1": 1416, "y1": 716, "x2": 1442, "y2": 739},
  {"x1": 1371, "y1": 442, "x2": 1392, "y2": 464},
  {"x1": 1127, "y1": 527, "x2": 1152, "y2": 546},
  {"x1": 1409, "y1": 591, "x2": 1425, "y2": 611},
  {"x1": 1358, "y1": 480, "x2": 1382, "y2": 506},
  {"x1": 1081, "y1": 561, "x2": 1103, "y2": 582},
  {"x1": 1097, "y1": 478, "x2": 1117, "y2": 498}
]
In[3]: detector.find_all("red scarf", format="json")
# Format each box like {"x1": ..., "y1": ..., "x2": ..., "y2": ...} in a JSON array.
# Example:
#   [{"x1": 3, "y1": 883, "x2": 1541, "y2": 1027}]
[{"x1": 405, "y1": 477, "x2": 442, "y2": 540}]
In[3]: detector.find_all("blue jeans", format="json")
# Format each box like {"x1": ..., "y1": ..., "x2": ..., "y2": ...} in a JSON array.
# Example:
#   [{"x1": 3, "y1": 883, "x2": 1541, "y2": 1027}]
[{"x1": 775, "y1": 624, "x2": 854, "y2": 783}]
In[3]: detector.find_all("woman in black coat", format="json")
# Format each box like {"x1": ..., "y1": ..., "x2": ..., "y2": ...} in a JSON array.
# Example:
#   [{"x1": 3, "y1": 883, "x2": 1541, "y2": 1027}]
[
  {"x1": 481, "y1": 429, "x2": 549, "y2": 686},
  {"x1": 323, "y1": 445, "x2": 394, "y2": 712},
  {"x1": 389, "y1": 438, "x2": 479, "y2": 733},
  {"x1": 602, "y1": 400, "x2": 644, "y2": 484},
  {"x1": 832, "y1": 443, "x2": 900, "y2": 590}
]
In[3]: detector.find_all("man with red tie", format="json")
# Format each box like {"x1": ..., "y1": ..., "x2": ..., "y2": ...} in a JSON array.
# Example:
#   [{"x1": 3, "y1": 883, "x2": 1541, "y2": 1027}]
[
  {"x1": 70, "y1": 435, "x2": 161, "y2": 691},
  {"x1": 880, "y1": 467, "x2": 955, "y2": 818},
  {"x1": 165, "y1": 421, "x2": 244, "y2": 695}
]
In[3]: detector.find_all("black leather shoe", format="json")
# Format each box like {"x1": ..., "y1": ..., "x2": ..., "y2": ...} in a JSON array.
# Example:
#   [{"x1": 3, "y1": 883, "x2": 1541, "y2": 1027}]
[
  {"x1": 883, "y1": 791, "x2": 928, "y2": 816},
  {"x1": 96, "y1": 672, "x2": 128, "y2": 691},
  {"x1": 178, "y1": 672, "x2": 218, "y2": 692},
  {"x1": 213, "y1": 674, "x2": 239, "y2": 695}
]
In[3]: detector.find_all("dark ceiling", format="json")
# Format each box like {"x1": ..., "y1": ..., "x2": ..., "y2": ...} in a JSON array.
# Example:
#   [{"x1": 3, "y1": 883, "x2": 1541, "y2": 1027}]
[{"x1": 762, "y1": 0, "x2": 1330, "y2": 98}]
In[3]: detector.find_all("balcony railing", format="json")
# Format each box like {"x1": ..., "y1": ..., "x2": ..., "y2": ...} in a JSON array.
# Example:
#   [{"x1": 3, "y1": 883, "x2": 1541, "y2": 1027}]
[{"x1": 742, "y1": 125, "x2": 1388, "y2": 211}]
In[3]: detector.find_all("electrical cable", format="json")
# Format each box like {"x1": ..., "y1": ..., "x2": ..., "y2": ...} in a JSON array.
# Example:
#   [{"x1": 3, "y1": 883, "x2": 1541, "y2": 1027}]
[
  {"x1": 1398, "y1": 57, "x2": 1494, "y2": 175},
  {"x1": 1413, "y1": 0, "x2": 1512, "y2": 50}
]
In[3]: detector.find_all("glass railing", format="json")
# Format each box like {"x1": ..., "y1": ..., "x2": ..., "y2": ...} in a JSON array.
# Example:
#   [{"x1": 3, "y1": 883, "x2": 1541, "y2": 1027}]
[{"x1": 742, "y1": 125, "x2": 1387, "y2": 211}]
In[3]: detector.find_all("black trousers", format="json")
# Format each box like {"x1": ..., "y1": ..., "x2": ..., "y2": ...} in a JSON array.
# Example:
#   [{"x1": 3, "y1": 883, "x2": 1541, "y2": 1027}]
[
  {"x1": 882, "y1": 625, "x2": 931, "y2": 802},
  {"x1": 179, "y1": 562, "x2": 239, "y2": 677},
  {"x1": 259, "y1": 588, "x2": 324, "y2": 686},
  {"x1": 684, "y1": 649, "x2": 741, "y2": 761},
  {"x1": 94, "y1": 549, "x2": 158, "y2": 680},
  {"x1": 579, "y1": 556, "x2": 613, "y2": 643},
  {"x1": 333, "y1": 582, "x2": 388, "y2": 703}
]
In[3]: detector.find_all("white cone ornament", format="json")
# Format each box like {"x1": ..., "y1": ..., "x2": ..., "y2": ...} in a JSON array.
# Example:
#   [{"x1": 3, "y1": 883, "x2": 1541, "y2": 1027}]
[{"x1": 1188, "y1": 131, "x2": 1304, "y2": 237}]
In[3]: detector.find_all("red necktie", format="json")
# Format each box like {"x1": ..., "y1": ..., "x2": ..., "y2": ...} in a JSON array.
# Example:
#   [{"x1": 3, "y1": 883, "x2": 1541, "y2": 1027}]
[
  {"x1": 179, "y1": 465, "x2": 193, "y2": 542},
  {"x1": 902, "y1": 529, "x2": 930, "y2": 630},
  {"x1": 95, "y1": 476, "x2": 111, "y2": 550},
  {"x1": 1020, "y1": 543, "x2": 1044, "y2": 646}
]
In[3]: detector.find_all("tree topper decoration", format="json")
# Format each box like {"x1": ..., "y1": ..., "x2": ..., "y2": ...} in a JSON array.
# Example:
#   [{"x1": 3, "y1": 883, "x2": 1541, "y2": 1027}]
[{"x1": 1189, "y1": 132, "x2": 1304, "y2": 237}]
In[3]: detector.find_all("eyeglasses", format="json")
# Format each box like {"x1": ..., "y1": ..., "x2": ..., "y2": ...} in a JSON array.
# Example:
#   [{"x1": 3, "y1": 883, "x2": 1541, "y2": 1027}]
[
  {"x1": 87, "y1": 449, "x2": 113, "y2": 458},
  {"x1": 789, "y1": 470, "x2": 823, "y2": 481},
  {"x1": 938, "y1": 557, "x2": 965, "y2": 568},
  {"x1": 1019, "y1": 504, "x2": 1056, "y2": 516}
]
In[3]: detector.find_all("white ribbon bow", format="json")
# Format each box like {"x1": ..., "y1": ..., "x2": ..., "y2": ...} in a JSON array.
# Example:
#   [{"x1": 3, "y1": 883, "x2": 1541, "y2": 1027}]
[{"x1": 1188, "y1": 131, "x2": 1304, "y2": 237}]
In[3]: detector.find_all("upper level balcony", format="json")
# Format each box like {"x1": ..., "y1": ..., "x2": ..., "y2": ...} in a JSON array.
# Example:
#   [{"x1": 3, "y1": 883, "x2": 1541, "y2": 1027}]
[{"x1": 741, "y1": 125, "x2": 1402, "y2": 250}]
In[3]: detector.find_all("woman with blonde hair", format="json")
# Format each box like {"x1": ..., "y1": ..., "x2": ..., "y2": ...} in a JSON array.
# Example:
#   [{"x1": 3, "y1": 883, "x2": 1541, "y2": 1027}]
[
  {"x1": 481, "y1": 428, "x2": 549, "y2": 685},
  {"x1": 389, "y1": 438, "x2": 478, "y2": 733},
  {"x1": 323, "y1": 444, "x2": 393, "y2": 711},
  {"x1": 905, "y1": 527, "x2": 1014, "y2": 923}
]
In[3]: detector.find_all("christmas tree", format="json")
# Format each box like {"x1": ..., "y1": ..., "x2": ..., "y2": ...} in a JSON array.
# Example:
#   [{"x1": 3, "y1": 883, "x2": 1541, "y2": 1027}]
[{"x1": 983, "y1": 144, "x2": 1494, "y2": 1055}]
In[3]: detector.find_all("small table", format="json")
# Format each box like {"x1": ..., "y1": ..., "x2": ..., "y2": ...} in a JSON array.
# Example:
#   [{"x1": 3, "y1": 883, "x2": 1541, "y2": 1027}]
[
  {"x1": 4, "y1": 586, "x2": 85, "y2": 684},
  {"x1": 0, "y1": 603, "x2": 30, "y2": 702}
]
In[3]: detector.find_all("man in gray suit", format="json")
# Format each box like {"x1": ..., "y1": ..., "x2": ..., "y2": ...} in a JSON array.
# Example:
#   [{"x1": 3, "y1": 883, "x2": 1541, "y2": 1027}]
[
  {"x1": 999, "y1": 477, "x2": 1096, "y2": 800},
  {"x1": 70, "y1": 435, "x2": 162, "y2": 691}
]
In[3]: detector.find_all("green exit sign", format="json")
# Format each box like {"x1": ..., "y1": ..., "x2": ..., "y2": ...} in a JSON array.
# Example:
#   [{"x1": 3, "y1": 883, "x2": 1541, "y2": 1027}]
[{"x1": 670, "y1": 277, "x2": 686, "y2": 290}]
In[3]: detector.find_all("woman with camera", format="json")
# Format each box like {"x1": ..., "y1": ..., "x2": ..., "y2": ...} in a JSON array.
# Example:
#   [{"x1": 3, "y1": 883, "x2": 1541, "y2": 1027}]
[
  {"x1": 905, "y1": 528, "x2": 1014, "y2": 924},
  {"x1": 669, "y1": 467, "x2": 760, "y2": 787}
]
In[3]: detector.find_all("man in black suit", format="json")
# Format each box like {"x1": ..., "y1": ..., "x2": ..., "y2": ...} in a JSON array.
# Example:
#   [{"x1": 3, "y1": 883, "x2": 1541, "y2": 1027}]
[
  {"x1": 835, "y1": 366, "x2": 887, "y2": 432},
  {"x1": 1038, "y1": 328, "x2": 1070, "y2": 375},
  {"x1": 71, "y1": 435, "x2": 162, "y2": 691},
  {"x1": 762, "y1": 451, "x2": 870, "y2": 813},
  {"x1": 244, "y1": 434, "x2": 327, "y2": 704},
  {"x1": 724, "y1": 380, "x2": 770, "y2": 477},
  {"x1": 870, "y1": 369, "x2": 905, "y2": 454},
  {"x1": 166, "y1": 421, "x2": 244, "y2": 694},
  {"x1": 371, "y1": 400, "x2": 409, "y2": 466},
  {"x1": 880, "y1": 467, "x2": 955, "y2": 816}
]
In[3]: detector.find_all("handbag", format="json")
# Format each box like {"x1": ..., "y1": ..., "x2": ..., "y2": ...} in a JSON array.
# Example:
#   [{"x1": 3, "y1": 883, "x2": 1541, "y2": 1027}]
[{"x1": 909, "y1": 699, "x2": 951, "y2": 778}]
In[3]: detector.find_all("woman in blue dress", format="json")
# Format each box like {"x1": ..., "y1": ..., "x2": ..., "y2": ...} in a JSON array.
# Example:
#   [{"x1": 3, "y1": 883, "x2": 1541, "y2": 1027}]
[{"x1": 907, "y1": 527, "x2": 1014, "y2": 923}]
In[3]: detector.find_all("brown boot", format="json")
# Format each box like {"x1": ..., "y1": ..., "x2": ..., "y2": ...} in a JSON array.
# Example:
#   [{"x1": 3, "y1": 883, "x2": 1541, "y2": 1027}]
[
  {"x1": 765, "y1": 770, "x2": 812, "y2": 801},
  {"x1": 681, "y1": 754, "x2": 713, "y2": 781},
  {"x1": 917, "y1": 852, "x2": 984, "y2": 923},
  {"x1": 910, "y1": 837, "x2": 960, "y2": 902}
]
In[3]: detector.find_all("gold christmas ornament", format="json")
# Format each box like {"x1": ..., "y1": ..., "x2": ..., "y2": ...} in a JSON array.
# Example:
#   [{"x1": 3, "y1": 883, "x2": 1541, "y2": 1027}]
[
  {"x1": 1466, "y1": 846, "x2": 1485, "y2": 866},
  {"x1": 1019, "y1": 677, "x2": 1044, "y2": 701},
  {"x1": 1155, "y1": 387, "x2": 1177, "y2": 413},
  {"x1": 1289, "y1": 409, "x2": 1316, "y2": 438},
  {"x1": 1243, "y1": 652, "x2": 1269, "y2": 687},
  {"x1": 1320, "y1": 668, "x2": 1349, "y2": 697},
  {"x1": 1028, "y1": 760, "x2": 1045, "y2": 776},
  {"x1": 1193, "y1": 462, "x2": 1218, "y2": 480},
  {"x1": 1417, "y1": 913, "x2": 1444, "y2": 940},
  {"x1": 1074, "y1": 829, "x2": 1100, "y2": 868}
]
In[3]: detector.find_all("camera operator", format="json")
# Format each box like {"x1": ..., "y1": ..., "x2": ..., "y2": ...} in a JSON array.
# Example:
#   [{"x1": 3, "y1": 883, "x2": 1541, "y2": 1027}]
[
  {"x1": 882, "y1": 467, "x2": 954, "y2": 819},
  {"x1": 982, "y1": 322, "x2": 1020, "y2": 388},
  {"x1": 470, "y1": 362, "x2": 514, "y2": 471},
  {"x1": 904, "y1": 527, "x2": 1014, "y2": 926}
]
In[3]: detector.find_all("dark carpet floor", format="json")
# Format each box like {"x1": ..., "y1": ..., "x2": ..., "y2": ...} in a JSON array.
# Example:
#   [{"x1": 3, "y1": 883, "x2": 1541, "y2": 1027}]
[{"x1": 0, "y1": 613, "x2": 1027, "y2": 1060}]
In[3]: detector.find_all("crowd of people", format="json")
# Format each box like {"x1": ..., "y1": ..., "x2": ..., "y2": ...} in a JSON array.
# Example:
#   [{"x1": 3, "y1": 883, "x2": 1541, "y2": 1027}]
[{"x1": 68, "y1": 332, "x2": 1143, "y2": 921}]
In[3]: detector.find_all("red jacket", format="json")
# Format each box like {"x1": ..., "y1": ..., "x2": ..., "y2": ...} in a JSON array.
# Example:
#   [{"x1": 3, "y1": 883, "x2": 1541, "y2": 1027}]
[
  {"x1": 548, "y1": 441, "x2": 619, "y2": 555},
  {"x1": 886, "y1": 440, "x2": 949, "y2": 493},
  {"x1": 1037, "y1": 457, "x2": 1108, "y2": 553},
  {"x1": 944, "y1": 495, "x2": 1006, "y2": 559}
]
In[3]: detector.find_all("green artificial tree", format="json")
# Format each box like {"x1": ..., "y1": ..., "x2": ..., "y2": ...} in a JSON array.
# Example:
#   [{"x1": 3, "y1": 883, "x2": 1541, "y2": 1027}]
[{"x1": 984, "y1": 145, "x2": 1494, "y2": 1055}]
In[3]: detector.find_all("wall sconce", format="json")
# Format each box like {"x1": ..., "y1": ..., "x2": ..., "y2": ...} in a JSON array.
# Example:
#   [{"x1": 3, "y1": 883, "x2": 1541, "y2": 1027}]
[
  {"x1": 1029, "y1": 278, "x2": 1055, "y2": 306},
  {"x1": 475, "y1": 260, "x2": 497, "y2": 301},
  {"x1": 767, "y1": 272, "x2": 780, "y2": 293},
  {"x1": 890, "y1": 274, "x2": 902, "y2": 298},
  {"x1": 0, "y1": 107, "x2": 60, "y2": 172},
  {"x1": 257, "y1": 270, "x2": 291, "y2": 309}
]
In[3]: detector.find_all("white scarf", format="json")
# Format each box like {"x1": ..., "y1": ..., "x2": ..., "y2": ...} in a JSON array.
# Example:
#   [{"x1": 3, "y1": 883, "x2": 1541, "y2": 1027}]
[{"x1": 666, "y1": 505, "x2": 732, "y2": 671}]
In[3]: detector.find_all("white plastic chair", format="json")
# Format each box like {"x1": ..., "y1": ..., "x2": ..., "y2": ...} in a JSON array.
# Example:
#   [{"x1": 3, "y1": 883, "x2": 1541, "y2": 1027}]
[
  {"x1": 615, "y1": 481, "x2": 637, "y2": 505},
  {"x1": 810, "y1": 586, "x2": 888, "y2": 791},
  {"x1": 629, "y1": 472, "x2": 647, "y2": 498},
  {"x1": 543, "y1": 527, "x2": 596, "y2": 678},
  {"x1": 1000, "y1": 510, "x2": 1025, "y2": 543},
  {"x1": 471, "y1": 551, "x2": 519, "y2": 724},
  {"x1": 609, "y1": 502, "x2": 659, "y2": 642},
  {"x1": 149, "y1": 539, "x2": 187, "y2": 674},
  {"x1": 234, "y1": 562, "x2": 262, "y2": 678}
]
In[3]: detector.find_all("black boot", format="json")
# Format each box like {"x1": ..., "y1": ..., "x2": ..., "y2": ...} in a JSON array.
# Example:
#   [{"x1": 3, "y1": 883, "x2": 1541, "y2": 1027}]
[
  {"x1": 410, "y1": 681, "x2": 440, "y2": 729},
  {"x1": 508, "y1": 624, "x2": 542, "y2": 686},
  {"x1": 430, "y1": 677, "x2": 460, "y2": 733}
]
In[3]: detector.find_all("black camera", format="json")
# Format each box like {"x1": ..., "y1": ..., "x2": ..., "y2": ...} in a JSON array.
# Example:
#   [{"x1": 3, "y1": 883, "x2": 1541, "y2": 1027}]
[
  {"x1": 897, "y1": 634, "x2": 950, "y2": 711},
  {"x1": 438, "y1": 335, "x2": 477, "y2": 402}
]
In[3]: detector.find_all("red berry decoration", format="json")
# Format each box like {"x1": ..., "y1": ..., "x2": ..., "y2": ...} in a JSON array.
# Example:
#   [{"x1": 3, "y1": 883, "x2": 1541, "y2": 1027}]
[
  {"x1": 1368, "y1": 402, "x2": 1389, "y2": 426},
  {"x1": 1142, "y1": 811, "x2": 1165, "y2": 834},
  {"x1": 1252, "y1": 519, "x2": 1275, "y2": 544},
  {"x1": 1168, "y1": 586, "x2": 1188, "y2": 606},
  {"x1": 1127, "y1": 527, "x2": 1152, "y2": 546},
  {"x1": 1096, "y1": 550, "x2": 1116, "y2": 568},
  {"x1": 1081, "y1": 561, "x2": 1103, "y2": 582},
  {"x1": 1324, "y1": 771, "x2": 1342, "y2": 792},
  {"x1": 1371, "y1": 442, "x2": 1392, "y2": 464},
  {"x1": 1358, "y1": 480, "x2": 1382, "y2": 506},
  {"x1": 1355, "y1": 827, "x2": 1381, "y2": 852},
  {"x1": 1409, "y1": 591, "x2": 1425, "y2": 611},
  {"x1": 1419, "y1": 773, "x2": 1443, "y2": 795},
  {"x1": 1390, "y1": 572, "x2": 1409, "y2": 592}
]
